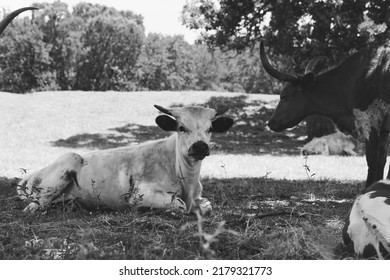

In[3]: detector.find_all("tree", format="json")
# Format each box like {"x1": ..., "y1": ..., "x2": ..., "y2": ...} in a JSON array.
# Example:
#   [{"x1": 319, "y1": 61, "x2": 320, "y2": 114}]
[
  {"x1": 191, "y1": 44, "x2": 221, "y2": 91},
  {"x1": 182, "y1": 0, "x2": 389, "y2": 64},
  {"x1": 0, "y1": 2, "x2": 145, "y2": 93},
  {"x1": 0, "y1": 14, "x2": 51, "y2": 92},
  {"x1": 73, "y1": 3, "x2": 144, "y2": 91},
  {"x1": 32, "y1": 1, "x2": 80, "y2": 90},
  {"x1": 135, "y1": 34, "x2": 195, "y2": 91}
]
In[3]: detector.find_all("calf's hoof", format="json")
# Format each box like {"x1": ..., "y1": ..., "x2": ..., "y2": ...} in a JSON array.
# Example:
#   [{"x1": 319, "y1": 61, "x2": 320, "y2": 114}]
[
  {"x1": 23, "y1": 202, "x2": 40, "y2": 213},
  {"x1": 196, "y1": 198, "x2": 212, "y2": 216}
]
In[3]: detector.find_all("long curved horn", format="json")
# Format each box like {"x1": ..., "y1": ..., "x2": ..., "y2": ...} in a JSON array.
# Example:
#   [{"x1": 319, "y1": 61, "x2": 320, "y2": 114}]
[
  {"x1": 260, "y1": 41, "x2": 298, "y2": 83},
  {"x1": 304, "y1": 56, "x2": 327, "y2": 74},
  {"x1": 0, "y1": 7, "x2": 38, "y2": 36},
  {"x1": 154, "y1": 105, "x2": 173, "y2": 116}
]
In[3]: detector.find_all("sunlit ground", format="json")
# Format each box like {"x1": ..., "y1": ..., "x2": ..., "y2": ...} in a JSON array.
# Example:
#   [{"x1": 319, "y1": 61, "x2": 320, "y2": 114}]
[{"x1": 0, "y1": 90, "x2": 373, "y2": 182}]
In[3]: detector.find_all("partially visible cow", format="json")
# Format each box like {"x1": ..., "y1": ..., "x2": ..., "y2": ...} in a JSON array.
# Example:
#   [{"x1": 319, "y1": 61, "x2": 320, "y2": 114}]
[
  {"x1": 17, "y1": 105, "x2": 234, "y2": 215},
  {"x1": 343, "y1": 180, "x2": 390, "y2": 259},
  {"x1": 0, "y1": 7, "x2": 37, "y2": 35},
  {"x1": 260, "y1": 41, "x2": 390, "y2": 188},
  {"x1": 301, "y1": 131, "x2": 357, "y2": 156}
]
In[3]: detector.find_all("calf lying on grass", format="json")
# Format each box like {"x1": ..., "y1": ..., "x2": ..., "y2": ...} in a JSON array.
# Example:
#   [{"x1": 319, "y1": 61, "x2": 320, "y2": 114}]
[
  {"x1": 301, "y1": 131, "x2": 357, "y2": 156},
  {"x1": 343, "y1": 180, "x2": 390, "y2": 259},
  {"x1": 17, "y1": 105, "x2": 233, "y2": 215}
]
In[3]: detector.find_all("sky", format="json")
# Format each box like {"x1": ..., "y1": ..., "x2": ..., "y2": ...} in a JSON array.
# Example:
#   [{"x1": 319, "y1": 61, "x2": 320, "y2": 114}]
[{"x1": 0, "y1": 0, "x2": 200, "y2": 43}]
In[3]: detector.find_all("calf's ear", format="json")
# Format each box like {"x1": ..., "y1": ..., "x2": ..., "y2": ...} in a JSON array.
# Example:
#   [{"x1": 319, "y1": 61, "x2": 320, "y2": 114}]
[
  {"x1": 156, "y1": 115, "x2": 177, "y2": 131},
  {"x1": 210, "y1": 117, "x2": 234, "y2": 133}
]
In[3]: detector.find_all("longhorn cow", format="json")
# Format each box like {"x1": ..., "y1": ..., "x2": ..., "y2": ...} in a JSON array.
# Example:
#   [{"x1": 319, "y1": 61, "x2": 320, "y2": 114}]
[
  {"x1": 260, "y1": 41, "x2": 390, "y2": 188},
  {"x1": 17, "y1": 105, "x2": 234, "y2": 215}
]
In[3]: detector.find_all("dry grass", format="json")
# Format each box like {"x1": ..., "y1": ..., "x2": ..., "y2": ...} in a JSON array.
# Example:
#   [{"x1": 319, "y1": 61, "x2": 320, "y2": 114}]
[
  {"x1": 0, "y1": 90, "x2": 371, "y2": 259},
  {"x1": 0, "y1": 176, "x2": 358, "y2": 260}
]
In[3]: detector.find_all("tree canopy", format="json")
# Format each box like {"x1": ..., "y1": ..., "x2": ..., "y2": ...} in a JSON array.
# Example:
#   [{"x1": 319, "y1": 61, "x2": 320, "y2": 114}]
[
  {"x1": 6, "y1": 1, "x2": 385, "y2": 93},
  {"x1": 0, "y1": 2, "x2": 145, "y2": 92},
  {"x1": 0, "y1": 1, "x2": 281, "y2": 94},
  {"x1": 182, "y1": 0, "x2": 390, "y2": 69}
]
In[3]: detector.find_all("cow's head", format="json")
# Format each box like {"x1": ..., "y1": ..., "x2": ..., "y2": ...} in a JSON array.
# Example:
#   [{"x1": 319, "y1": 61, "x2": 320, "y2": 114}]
[
  {"x1": 260, "y1": 41, "x2": 326, "y2": 132},
  {"x1": 154, "y1": 105, "x2": 233, "y2": 161},
  {"x1": 0, "y1": 7, "x2": 37, "y2": 36}
]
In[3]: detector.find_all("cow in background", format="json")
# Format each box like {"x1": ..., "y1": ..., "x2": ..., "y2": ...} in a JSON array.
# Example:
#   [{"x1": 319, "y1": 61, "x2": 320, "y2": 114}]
[
  {"x1": 301, "y1": 131, "x2": 357, "y2": 156},
  {"x1": 17, "y1": 105, "x2": 234, "y2": 215},
  {"x1": 260, "y1": 41, "x2": 390, "y2": 188}
]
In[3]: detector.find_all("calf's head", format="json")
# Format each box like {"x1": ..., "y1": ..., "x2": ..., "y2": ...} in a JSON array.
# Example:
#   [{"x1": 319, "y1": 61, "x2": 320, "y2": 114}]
[
  {"x1": 154, "y1": 105, "x2": 233, "y2": 161},
  {"x1": 260, "y1": 41, "x2": 326, "y2": 132}
]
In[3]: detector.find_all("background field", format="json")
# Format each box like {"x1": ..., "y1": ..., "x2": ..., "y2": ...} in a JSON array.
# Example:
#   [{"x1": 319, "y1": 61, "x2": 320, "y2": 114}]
[{"x1": 0, "y1": 90, "x2": 377, "y2": 259}]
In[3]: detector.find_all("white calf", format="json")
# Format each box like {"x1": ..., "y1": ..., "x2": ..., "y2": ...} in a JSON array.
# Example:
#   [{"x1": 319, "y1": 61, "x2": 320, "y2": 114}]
[{"x1": 17, "y1": 105, "x2": 234, "y2": 215}]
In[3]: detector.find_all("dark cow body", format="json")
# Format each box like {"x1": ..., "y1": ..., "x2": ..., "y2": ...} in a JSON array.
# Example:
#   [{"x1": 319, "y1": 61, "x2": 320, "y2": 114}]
[
  {"x1": 343, "y1": 180, "x2": 390, "y2": 259},
  {"x1": 260, "y1": 41, "x2": 390, "y2": 188}
]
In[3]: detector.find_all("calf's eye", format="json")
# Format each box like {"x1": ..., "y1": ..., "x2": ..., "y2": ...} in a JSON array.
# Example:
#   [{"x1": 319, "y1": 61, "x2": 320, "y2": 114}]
[{"x1": 178, "y1": 125, "x2": 186, "y2": 132}]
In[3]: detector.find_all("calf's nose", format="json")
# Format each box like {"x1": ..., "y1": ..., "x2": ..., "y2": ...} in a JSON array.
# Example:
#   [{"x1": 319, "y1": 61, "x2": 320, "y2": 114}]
[{"x1": 188, "y1": 141, "x2": 210, "y2": 160}]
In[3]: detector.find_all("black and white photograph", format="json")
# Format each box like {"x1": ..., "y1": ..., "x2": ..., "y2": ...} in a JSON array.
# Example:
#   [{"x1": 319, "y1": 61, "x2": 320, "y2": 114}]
[{"x1": 0, "y1": 0, "x2": 389, "y2": 275}]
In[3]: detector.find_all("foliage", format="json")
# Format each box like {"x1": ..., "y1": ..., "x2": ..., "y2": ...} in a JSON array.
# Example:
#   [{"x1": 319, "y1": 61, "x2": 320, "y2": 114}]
[
  {"x1": 73, "y1": 3, "x2": 144, "y2": 91},
  {"x1": 135, "y1": 34, "x2": 195, "y2": 91},
  {"x1": 0, "y1": 16, "x2": 50, "y2": 92},
  {"x1": 182, "y1": 0, "x2": 390, "y2": 70},
  {"x1": 0, "y1": 1, "x2": 283, "y2": 94},
  {"x1": 0, "y1": 2, "x2": 144, "y2": 92},
  {"x1": 4, "y1": 1, "x2": 387, "y2": 94}
]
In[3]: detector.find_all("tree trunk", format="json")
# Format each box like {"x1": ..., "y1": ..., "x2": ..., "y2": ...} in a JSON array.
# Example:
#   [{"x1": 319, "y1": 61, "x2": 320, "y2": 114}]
[{"x1": 305, "y1": 115, "x2": 336, "y2": 141}]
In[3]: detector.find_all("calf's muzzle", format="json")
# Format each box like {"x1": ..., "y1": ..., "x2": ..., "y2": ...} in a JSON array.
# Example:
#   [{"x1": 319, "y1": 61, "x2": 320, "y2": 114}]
[{"x1": 188, "y1": 141, "x2": 210, "y2": 160}]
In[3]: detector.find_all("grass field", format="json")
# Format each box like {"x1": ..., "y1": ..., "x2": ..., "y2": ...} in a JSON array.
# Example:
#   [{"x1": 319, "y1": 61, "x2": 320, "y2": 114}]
[{"x1": 0, "y1": 90, "x2": 377, "y2": 259}]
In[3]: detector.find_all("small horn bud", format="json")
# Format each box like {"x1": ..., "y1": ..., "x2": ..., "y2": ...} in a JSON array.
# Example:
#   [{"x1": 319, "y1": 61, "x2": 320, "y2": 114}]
[
  {"x1": 215, "y1": 107, "x2": 229, "y2": 116},
  {"x1": 154, "y1": 105, "x2": 173, "y2": 116}
]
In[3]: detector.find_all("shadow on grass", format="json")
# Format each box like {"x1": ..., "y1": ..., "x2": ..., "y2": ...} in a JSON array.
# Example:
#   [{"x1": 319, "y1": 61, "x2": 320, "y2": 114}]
[
  {"x1": 0, "y1": 175, "x2": 362, "y2": 260},
  {"x1": 53, "y1": 125, "x2": 171, "y2": 150},
  {"x1": 52, "y1": 95, "x2": 307, "y2": 155}
]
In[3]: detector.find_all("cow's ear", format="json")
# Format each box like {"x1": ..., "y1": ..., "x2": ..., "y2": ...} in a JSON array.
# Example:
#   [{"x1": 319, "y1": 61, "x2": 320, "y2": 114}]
[
  {"x1": 301, "y1": 72, "x2": 316, "y2": 86},
  {"x1": 156, "y1": 115, "x2": 177, "y2": 131},
  {"x1": 210, "y1": 117, "x2": 234, "y2": 133}
]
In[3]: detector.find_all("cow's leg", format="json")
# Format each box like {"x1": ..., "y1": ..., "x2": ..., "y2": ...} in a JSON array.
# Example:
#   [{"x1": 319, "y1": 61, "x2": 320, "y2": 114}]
[
  {"x1": 191, "y1": 181, "x2": 212, "y2": 215},
  {"x1": 378, "y1": 131, "x2": 389, "y2": 180},
  {"x1": 365, "y1": 130, "x2": 380, "y2": 188},
  {"x1": 20, "y1": 153, "x2": 83, "y2": 213},
  {"x1": 132, "y1": 183, "x2": 186, "y2": 212}
]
